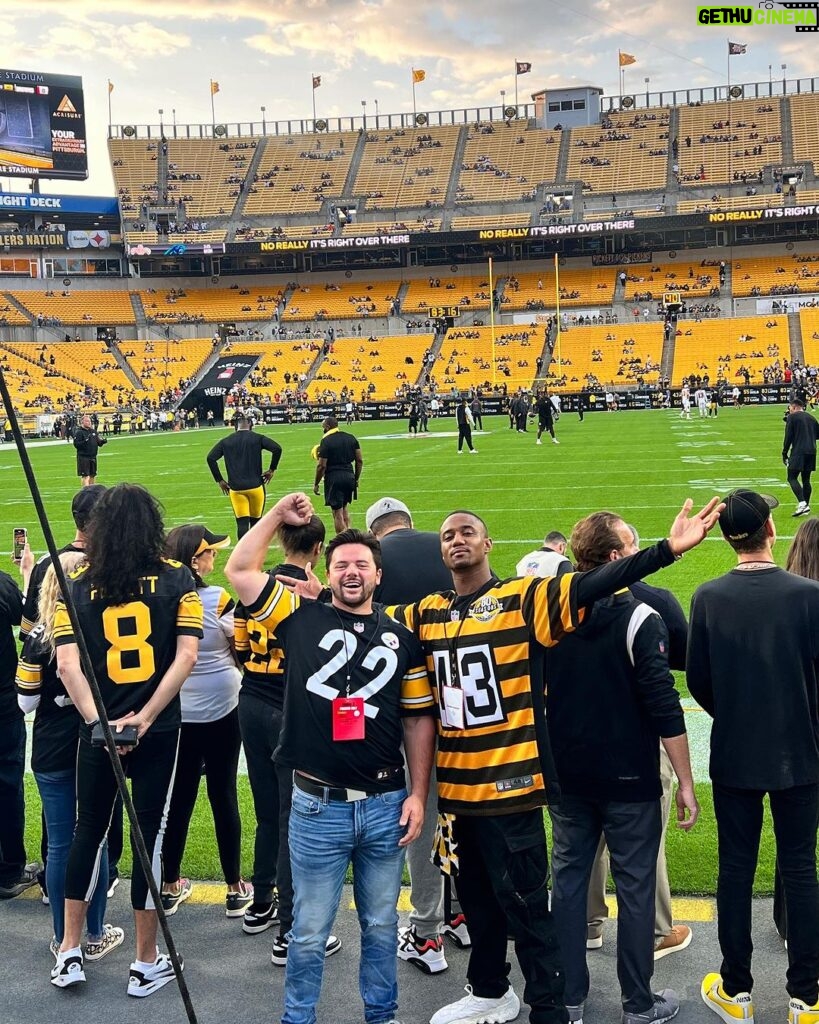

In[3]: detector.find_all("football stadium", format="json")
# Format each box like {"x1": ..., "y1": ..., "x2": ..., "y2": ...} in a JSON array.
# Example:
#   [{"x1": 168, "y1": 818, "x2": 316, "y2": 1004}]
[{"x1": 1, "y1": 27, "x2": 819, "y2": 1024}]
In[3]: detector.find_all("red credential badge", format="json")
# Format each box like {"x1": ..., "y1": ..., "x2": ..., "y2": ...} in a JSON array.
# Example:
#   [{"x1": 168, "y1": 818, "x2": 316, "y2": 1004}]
[{"x1": 332, "y1": 697, "x2": 366, "y2": 741}]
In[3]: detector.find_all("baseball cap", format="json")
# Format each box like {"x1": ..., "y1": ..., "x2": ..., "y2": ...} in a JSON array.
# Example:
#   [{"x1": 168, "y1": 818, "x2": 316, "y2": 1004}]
[
  {"x1": 365, "y1": 497, "x2": 412, "y2": 531},
  {"x1": 71, "y1": 485, "x2": 107, "y2": 530},
  {"x1": 719, "y1": 489, "x2": 779, "y2": 541},
  {"x1": 195, "y1": 529, "x2": 231, "y2": 555}
]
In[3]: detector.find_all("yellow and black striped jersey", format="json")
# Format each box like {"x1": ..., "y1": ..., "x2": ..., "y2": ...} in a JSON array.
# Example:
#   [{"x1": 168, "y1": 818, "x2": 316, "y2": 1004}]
[
  {"x1": 388, "y1": 573, "x2": 582, "y2": 815},
  {"x1": 244, "y1": 575, "x2": 435, "y2": 791},
  {"x1": 388, "y1": 541, "x2": 679, "y2": 815},
  {"x1": 54, "y1": 559, "x2": 203, "y2": 735}
]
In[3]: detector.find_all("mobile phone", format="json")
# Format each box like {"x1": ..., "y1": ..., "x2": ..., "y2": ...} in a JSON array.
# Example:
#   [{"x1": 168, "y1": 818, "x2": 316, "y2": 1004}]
[
  {"x1": 91, "y1": 722, "x2": 139, "y2": 748},
  {"x1": 12, "y1": 528, "x2": 26, "y2": 563}
]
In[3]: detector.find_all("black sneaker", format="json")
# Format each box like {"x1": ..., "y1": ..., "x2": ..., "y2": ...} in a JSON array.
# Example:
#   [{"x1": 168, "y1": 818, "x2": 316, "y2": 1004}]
[
  {"x1": 271, "y1": 933, "x2": 342, "y2": 966},
  {"x1": 0, "y1": 861, "x2": 42, "y2": 900},
  {"x1": 160, "y1": 878, "x2": 192, "y2": 916},
  {"x1": 128, "y1": 952, "x2": 182, "y2": 998},
  {"x1": 243, "y1": 896, "x2": 279, "y2": 934},
  {"x1": 226, "y1": 880, "x2": 254, "y2": 918}
]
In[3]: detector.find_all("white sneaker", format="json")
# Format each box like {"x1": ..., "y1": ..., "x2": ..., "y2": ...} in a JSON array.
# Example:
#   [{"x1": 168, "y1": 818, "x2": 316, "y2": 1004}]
[
  {"x1": 536, "y1": 439, "x2": 543, "y2": 445},
  {"x1": 469, "y1": 449, "x2": 478, "y2": 454},
  {"x1": 127, "y1": 952, "x2": 181, "y2": 998},
  {"x1": 430, "y1": 984, "x2": 520, "y2": 1024},
  {"x1": 51, "y1": 948, "x2": 86, "y2": 988},
  {"x1": 442, "y1": 914, "x2": 471, "y2": 948},
  {"x1": 397, "y1": 925, "x2": 448, "y2": 974},
  {"x1": 552, "y1": 438, "x2": 560, "y2": 444}
]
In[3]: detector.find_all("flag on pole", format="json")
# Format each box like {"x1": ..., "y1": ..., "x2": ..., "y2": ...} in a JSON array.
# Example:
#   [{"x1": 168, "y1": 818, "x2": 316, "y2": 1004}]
[
  {"x1": 516, "y1": 61, "x2": 532, "y2": 75},
  {"x1": 619, "y1": 51, "x2": 637, "y2": 67},
  {"x1": 210, "y1": 80, "x2": 220, "y2": 95},
  {"x1": 728, "y1": 41, "x2": 747, "y2": 54},
  {"x1": 412, "y1": 68, "x2": 426, "y2": 83},
  {"x1": 312, "y1": 75, "x2": 321, "y2": 89},
  {"x1": 108, "y1": 80, "x2": 114, "y2": 94}
]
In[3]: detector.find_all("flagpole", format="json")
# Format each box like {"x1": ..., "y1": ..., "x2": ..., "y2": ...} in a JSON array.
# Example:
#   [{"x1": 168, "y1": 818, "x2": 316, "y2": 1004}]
[
  {"x1": 514, "y1": 59, "x2": 518, "y2": 113},
  {"x1": 107, "y1": 82, "x2": 112, "y2": 128},
  {"x1": 554, "y1": 253, "x2": 562, "y2": 377},
  {"x1": 727, "y1": 41, "x2": 732, "y2": 194},
  {"x1": 210, "y1": 81, "x2": 216, "y2": 126},
  {"x1": 312, "y1": 74, "x2": 317, "y2": 125},
  {"x1": 412, "y1": 70, "x2": 417, "y2": 120}
]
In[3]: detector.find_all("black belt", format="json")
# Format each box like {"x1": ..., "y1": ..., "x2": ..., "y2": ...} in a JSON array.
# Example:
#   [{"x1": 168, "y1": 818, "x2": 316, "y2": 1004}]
[{"x1": 293, "y1": 771, "x2": 402, "y2": 803}]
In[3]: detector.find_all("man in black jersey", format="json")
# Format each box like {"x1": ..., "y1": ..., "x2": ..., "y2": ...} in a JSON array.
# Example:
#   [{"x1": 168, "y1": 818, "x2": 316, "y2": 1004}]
[
  {"x1": 535, "y1": 389, "x2": 559, "y2": 446},
  {"x1": 73, "y1": 414, "x2": 107, "y2": 486},
  {"x1": 314, "y1": 416, "x2": 362, "y2": 534},
  {"x1": 456, "y1": 397, "x2": 477, "y2": 454},
  {"x1": 782, "y1": 397, "x2": 819, "y2": 517},
  {"x1": 226, "y1": 496, "x2": 435, "y2": 1024},
  {"x1": 207, "y1": 415, "x2": 283, "y2": 538}
]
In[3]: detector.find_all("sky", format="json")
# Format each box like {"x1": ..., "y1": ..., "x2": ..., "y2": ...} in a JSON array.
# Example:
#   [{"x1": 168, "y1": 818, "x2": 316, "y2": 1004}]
[{"x1": 0, "y1": 0, "x2": 813, "y2": 196}]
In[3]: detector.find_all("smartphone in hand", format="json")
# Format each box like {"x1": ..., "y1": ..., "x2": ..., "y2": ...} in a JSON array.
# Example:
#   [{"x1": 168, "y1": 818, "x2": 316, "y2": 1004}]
[{"x1": 12, "y1": 528, "x2": 27, "y2": 564}]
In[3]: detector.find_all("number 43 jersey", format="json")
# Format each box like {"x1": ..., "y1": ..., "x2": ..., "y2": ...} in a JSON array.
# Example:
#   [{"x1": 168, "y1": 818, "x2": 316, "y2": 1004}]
[
  {"x1": 54, "y1": 560, "x2": 204, "y2": 736},
  {"x1": 245, "y1": 578, "x2": 435, "y2": 792}
]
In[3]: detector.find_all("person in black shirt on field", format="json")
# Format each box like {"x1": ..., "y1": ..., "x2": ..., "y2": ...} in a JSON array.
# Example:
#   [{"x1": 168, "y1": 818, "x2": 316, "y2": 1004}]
[
  {"x1": 72, "y1": 414, "x2": 107, "y2": 487},
  {"x1": 207, "y1": 415, "x2": 283, "y2": 538},
  {"x1": 688, "y1": 489, "x2": 819, "y2": 1024},
  {"x1": 535, "y1": 390, "x2": 559, "y2": 446},
  {"x1": 782, "y1": 397, "x2": 819, "y2": 517},
  {"x1": 456, "y1": 396, "x2": 477, "y2": 454},
  {"x1": 314, "y1": 416, "x2": 362, "y2": 534}
]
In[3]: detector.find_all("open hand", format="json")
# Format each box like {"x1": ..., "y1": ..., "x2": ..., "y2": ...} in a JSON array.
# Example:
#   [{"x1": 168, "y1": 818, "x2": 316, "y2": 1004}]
[
  {"x1": 275, "y1": 561, "x2": 323, "y2": 600},
  {"x1": 667, "y1": 497, "x2": 724, "y2": 556}
]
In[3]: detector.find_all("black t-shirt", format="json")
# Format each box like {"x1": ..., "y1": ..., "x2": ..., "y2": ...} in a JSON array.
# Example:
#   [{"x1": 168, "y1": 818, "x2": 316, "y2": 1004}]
[
  {"x1": 21, "y1": 543, "x2": 84, "y2": 639},
  {"x1": 783, "y1": 410, "x2": 819, "y2": 461},
  {"x1": 244, "y1": 577, "x2": 434, "y2": 791},
  {"x1": 54, "y1": 559, "x2": 204, "y2": 737},
  {"x1": 319, "y1": 430, "x2": 359, "y2": 477},
  {"x1": 0, "y1": 570, "x2": 23, "y2": 722},
  {"x1": 73, "y1": 426, "x2": 104, "y2": 459},
  {"x1": 374, "y1": 530, "x2": 453, "y2": 606},
  {"x1": 535, "y1": 397, "x2": 553, "y2": 421},
  {"x1": 17, "y1": 625, "x2": 81, "y2": 773},
  {"x1": 207, "y1": 430, "x2": 283, "y2": 491},
  {"x1": 688, "y1": 566, "x2": 819, "y2": 789}
]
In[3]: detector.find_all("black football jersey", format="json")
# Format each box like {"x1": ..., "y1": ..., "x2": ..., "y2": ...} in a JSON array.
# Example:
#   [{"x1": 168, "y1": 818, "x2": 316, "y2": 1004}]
[{"x1": 54, "y1": 559, "x2": 203, "y2": 735}]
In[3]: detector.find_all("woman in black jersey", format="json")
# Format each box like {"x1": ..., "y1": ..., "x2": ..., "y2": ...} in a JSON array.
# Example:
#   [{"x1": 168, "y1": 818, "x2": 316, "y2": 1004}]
[{"x1": 16, "y1": 552, "x2": 123, "y2": 963}]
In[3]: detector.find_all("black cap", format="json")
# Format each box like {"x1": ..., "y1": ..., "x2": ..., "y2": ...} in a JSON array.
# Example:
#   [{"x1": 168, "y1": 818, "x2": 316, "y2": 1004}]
[
  {"x1": 71, "y1": 485, "x2": 107, "y2": 530},
  {"x1": 194, "y1": 529, "x2": 231, "y2": 555},
  {"x1": 719, "y1": 489, "x2": 779, "y2": 541}
]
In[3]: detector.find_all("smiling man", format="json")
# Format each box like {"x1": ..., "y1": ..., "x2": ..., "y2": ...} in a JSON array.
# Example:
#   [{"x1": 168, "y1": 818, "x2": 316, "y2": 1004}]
[{"x1": 225, "y1": 493, "x2": 435, "y2": 1024}]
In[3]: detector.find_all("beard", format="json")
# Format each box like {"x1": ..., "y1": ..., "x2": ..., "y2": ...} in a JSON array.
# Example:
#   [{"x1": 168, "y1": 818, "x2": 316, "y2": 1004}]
[{"x1": 330, "y1": 577, "x2": 376, "y2": 610}]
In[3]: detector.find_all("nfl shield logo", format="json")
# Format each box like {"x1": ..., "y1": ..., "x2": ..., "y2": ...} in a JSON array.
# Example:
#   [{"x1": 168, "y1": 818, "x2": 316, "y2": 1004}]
[
  {"x1": 450, "y1": 611, "x2": 460, "y2": 622},
  {"x1": 353, "y1": 622, "x2": 365, "y2": 633}
]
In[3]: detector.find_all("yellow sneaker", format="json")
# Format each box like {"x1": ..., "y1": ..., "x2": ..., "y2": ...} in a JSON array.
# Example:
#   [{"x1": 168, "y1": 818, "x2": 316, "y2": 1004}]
[
  {"x1": 789, "y1": 998, "x2": 819, "y2": 1024},
  {"x1": 701, "y1": 973, "x2": 755, "y2": 1024}
]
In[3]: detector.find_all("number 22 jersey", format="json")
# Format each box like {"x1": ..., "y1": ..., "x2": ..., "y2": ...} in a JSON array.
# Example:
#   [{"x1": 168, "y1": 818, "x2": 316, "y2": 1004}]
[{"x1": 53, "y1": 559, "x2": 203, "y2": 736}]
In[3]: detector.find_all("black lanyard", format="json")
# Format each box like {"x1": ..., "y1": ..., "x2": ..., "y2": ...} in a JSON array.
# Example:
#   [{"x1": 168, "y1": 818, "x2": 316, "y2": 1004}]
[
  {"x1": 331, "y1": 605, "x2": 383, "y2": 696},
  {"x1": 442, "y1": 576, "x2": 499, "y2": 688}
]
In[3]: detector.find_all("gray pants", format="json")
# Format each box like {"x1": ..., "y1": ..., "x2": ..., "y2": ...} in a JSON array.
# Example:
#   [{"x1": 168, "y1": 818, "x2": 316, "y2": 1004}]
[
  {"x1": 586, "y1": 746, "x2": 674, "y2": 944},
  {"x1": 551, "y1": 794, "x2": 662, "y2": 1013},
  {"x1": 405, "y1": 760, "x2": 444, "y2": 939}
]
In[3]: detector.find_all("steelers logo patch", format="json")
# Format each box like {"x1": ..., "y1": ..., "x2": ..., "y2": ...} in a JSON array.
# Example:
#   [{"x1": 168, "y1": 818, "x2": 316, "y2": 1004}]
[
  {"x1": 381, "y1": 631, "x2": 400, "y2": 649},
  {"x1": 469, "y1": 595, "x2": 502, "y2": 623}
]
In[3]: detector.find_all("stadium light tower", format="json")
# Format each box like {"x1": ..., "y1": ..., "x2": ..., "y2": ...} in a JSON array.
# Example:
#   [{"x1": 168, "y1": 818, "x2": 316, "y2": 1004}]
[
  {"x1": 644, "y1": 77, "x2": 650, "y2": 105},
  {"x1": 361, "y1": 99, "x2": 367, "y2": 129},
  {"x1": 158, "y1": 108, "x2": 164, "y2": 132},
  {"x1": 261, "y1": 105, "x2": 266, "y2": 133},
  {"x1": 374, "y1": 98, "x2": 379, "y2": 126},
  {"x1": 500, "y1": 88, "x2": 506, "y2": 114},
  {"x1": 781, "y1": 64, "x2": 787, "y2": 93}
]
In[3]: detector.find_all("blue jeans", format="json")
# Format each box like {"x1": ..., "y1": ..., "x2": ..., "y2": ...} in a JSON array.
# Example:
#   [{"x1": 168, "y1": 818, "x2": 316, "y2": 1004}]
[
  {"x1": 34, "y1": 769, "x2": 108, "y2": 943},
  {"x1": 284, "y1": 784, "x2": 407, "y2": 1024},
  {"x1": 0, "y1": 715, "x2": 26, "y2": 885}
]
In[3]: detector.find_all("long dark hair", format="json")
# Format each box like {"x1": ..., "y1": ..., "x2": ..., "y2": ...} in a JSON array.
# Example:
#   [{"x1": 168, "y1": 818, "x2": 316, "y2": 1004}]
[
  {"x1": 84, "y1": 484, "x2": 166, "y2": 604},
  {"x1": 786, "y1": 517, "x2": 819, "y2": 582},
  {"x1": 164, "y1": 524, "x2": 207, "y2": 588}
]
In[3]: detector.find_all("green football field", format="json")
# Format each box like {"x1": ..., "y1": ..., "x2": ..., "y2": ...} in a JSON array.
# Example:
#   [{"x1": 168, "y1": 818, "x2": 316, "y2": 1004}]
[{"x1": 6, "y1": 403, "x2": 798, "y2": 894}]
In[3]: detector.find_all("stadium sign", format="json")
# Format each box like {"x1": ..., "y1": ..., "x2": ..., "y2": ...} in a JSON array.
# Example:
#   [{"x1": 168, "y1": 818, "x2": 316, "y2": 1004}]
[
  {"x1": 0, "y1": 231, "x2": 65, "y2": 247},
  {"x1": 0, "y1": 69, "x2": 88, "y2": 181},
  {"x1": 0, "y1": 192, "x2": 118, "y2": 214}
]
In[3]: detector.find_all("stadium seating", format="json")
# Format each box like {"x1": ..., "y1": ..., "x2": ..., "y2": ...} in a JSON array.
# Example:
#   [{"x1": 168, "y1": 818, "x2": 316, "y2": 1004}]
[
  {"x1": 340, "y1": 219, "x2": 441, "y2": 236},
  {"x1": 565, "y1": 109, "x2": 670, "y2": 193},
  {"x1": 450, "y1": 213, "x2": 531, "y2": 230},
  {"x1": 309, "y1": 333, "x2": 434, "y2": 400},
  {"x1": 108, "y1": 139, "x2": 160, "y2": 217},
  {"x1": 732, "y1": 255, "x2": 819, "y2": 298},
  {"x1": 118, "y1": 339, "x2": 214, "y2": 392},
  {"x1": 623, "y1": 262, "x2": 722, "y2": 301},
  {"x1": 0, "y1": 342, "x2": 136, "y2": 411},
  {"x1": 799, "y1": 308, "x2": 819, "y2": 367},
  {"x1": 434, "y1": 325, "x2": 547, "y2": 391},
  {"x1": 283, "y1": 280, "x2": 399, "y2": 321},
  {"x1": 677, "y1": 98, "x2": 782, "y2": 186},
  {"x1": 402, "y1": 275, "x2": 493, "y2": 315},
  {"x1": 790, "y1": 93, "x2": 819, "y2": 164},
  {"x1": 243, "y1": 133, "x2": 358, "y2": 216},
  {"x1": 0, "y1": 299, "x2": 32, "y2": 326},
  {"x1": 352, "y1": 126, "x2": 461, "y2": 210},
  {"x1": 47, "y1": 342, "x2": 140, "y2": 398},
  {"x1": 544, "y1": 323, "x2": 662, "y2": 391},
  {"x1": 502, "y1": 268, "x2": 616, "y2": 310},
  {"x1": 676, "y1": 192, "x2": 816, "y2": 214},
  {"x1": 455, "y1": 126, "x2": 561, "y2": 203},
  {"x1": 140, "y1": 286, "x2": 284, "y2": 324},
  {"x1": 225, "y1": 339, "x2": 322, "y2": 398},
  {"x1": 165, "y1": 139, "x2": 261, "y2": 219},
  {"x1": 11, "y1": 291, "x2": 137, "y2": 326},
  {"x1": 671, "y1": 316, "x2": 789, "y2": 385}
]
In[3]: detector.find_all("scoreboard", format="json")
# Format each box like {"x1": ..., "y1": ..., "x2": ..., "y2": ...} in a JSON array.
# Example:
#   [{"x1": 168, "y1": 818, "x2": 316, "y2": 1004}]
[
  {"x1": 0, "y1": 69, "x2": 88, "y2": 181},
  {"x1": 428, "y1": 305, "x2": 460, "y2": 318}
]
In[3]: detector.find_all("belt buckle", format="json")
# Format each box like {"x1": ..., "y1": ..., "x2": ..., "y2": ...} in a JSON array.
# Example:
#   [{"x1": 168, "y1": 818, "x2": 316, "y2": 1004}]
[{"x1": 345, "y1": 789, "x2": 367, "y2": 802}]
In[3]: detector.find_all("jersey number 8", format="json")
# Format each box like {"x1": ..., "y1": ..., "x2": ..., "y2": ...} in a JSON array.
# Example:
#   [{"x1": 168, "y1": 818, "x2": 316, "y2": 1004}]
[{"x1": 102, "y1": 601, "x2": 156, "y2": 685}]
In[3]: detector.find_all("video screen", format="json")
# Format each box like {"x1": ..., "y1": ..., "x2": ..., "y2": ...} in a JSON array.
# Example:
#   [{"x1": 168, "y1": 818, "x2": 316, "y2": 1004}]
[{"x1": 0, "y1": 69, "x2": 87, "y2": 181}]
